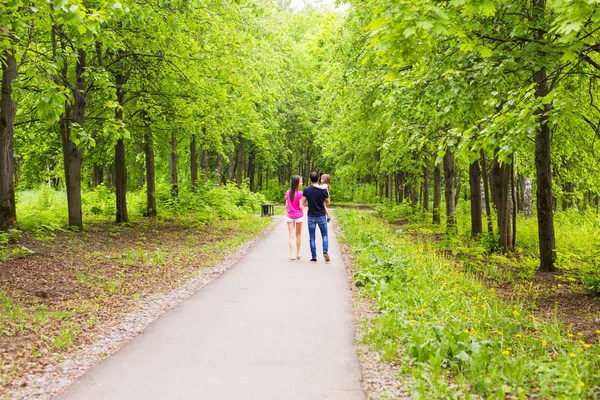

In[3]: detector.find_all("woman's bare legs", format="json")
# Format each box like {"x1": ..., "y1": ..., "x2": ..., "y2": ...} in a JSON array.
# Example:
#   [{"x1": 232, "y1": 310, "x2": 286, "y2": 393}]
[
  {"x1": 287, "y1": 222, "x2": 296, "y2": 260},
  {"x1": 295, "y1": 221, "x2": 303, "y2": 259}
]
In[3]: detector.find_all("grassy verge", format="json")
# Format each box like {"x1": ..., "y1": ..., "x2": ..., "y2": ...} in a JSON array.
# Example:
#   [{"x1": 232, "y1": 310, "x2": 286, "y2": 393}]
[
  {"x1": 337, "y1": 208, "x2": 600, "y2": 399},
  {"x1": 0, "y1": 210, "x2": 272, "y2": 394}
]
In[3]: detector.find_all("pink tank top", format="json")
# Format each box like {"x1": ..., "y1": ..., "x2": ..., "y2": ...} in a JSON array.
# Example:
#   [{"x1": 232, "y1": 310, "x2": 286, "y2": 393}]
[{"x1": 285, "y1": 190, "x2": 303, "y2": 219}]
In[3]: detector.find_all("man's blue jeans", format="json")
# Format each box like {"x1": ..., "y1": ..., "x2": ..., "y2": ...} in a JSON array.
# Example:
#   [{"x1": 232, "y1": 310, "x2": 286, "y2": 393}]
[{"x1": 307, "y1": 215, "x2": 328, "y2": 259}]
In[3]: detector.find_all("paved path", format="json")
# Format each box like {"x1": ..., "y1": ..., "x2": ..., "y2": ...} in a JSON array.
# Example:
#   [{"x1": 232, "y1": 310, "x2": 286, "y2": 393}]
[{"x1": 55, "y1": 216, "x2": 365, "y2": 400}]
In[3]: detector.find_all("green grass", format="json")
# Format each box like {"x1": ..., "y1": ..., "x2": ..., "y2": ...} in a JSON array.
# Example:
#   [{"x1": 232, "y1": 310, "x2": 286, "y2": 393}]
[
  {"x1": 374, "y1": 200, "x2": 600, "y2": 291},
  {"x1": 337, "y1": 209, "x2": 600, "y2": 399}
]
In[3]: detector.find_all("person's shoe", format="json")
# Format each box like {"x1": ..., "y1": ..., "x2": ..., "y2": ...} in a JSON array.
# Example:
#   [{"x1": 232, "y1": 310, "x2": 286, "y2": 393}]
[
  {"x1": 323, "y1": 253, "x2": 331, "y2": 262},
  {"x1": 310, "y1": 258, "x2": 317, "y2": 262}
]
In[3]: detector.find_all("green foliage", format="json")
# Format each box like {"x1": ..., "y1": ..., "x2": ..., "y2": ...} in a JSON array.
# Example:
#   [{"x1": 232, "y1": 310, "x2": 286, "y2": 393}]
[{"x1": 338, "y1": 209, "x2": 600, "y2": 398}]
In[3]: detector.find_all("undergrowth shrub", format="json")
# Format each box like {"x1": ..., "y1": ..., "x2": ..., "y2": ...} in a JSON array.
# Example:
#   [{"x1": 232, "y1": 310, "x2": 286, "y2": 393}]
[{"x1": 337, "y1": 209, "x2": 600, "y2": 398}]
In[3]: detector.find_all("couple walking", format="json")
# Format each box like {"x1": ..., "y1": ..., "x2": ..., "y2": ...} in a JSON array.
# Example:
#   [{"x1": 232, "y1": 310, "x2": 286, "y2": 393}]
[{"x1": 285, "y1": 172, "x2": 331, "y2": 262}]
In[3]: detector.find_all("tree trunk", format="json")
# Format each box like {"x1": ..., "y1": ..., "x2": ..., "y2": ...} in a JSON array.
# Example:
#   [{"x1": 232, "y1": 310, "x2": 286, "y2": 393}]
[
  {"x1": 257, "y1": 166, "x2": 263, "y2": 191},
  {"x1": 236, "y1": 133, "x2": 244, "y2": 187},
  {"x1": 522, "y1": 177, "x2": 533, "y2": 217},
  {"x1": 0, "y1": 49, "x2": 17, "y2": 231},
  {"x1": 247, "y1": 149, "x2": 255, "y2": 191},
  {"x1": 398, "y1": 172, "x2": 405, "y2": 203},
  {"x1": 190, "y1": 134, "x2": 198, "y2": 192},
  {"x1": 93, "y1": 165, "x2": 103, "y2": 188},
  {"x1": 143, "y1": 130, "x2": 156, "y2": 217},
  {"x1": 201, "y1": 149, "x2": 208, "y2": 181},
  {"x1": 491, "y1": 154, "x2": 512, "y2": 251},
  {"x1": 411, "y1": 179, "x2": 419, "y2": 208},
  {"x1": 227, "y1": 152, "x2": 235, "y2": 183},
  {"x1": 469, "y1": 159, "x2": 483, "y2": 237},
  {"x1": 62, "y1": 48, "x2": 85, "y2": 229},
  {"x1": 105, "y1": 165, "x2": 112, "y2": 189},
  {"x1": 511, "y1": 154, "x2": 517, "y2": 250},
  {"x1": 533, "y1": 66, "x2": 556, "y2": 271},
  {"x1": 443, "y1": 148, "x2": 456, "y2": 229},
  {"x1": 114, "y1": 139, "x2": 127, "y2": 223},
  {"x1": 170, "y1": 131, "x2": 178, "y2": 198},
  {"x1": 433, "y1": 164, "x2": 441, "y2": 224},
  {"x1": 423, "y1": 166, "x2": 429, "y2": 211},
  {"x1": 216, "y1": 153, "x2": 223, "y2": 186},
  {"x1": 480, "y1": 151, "x2": 493, "y2": 233},
  {"x1": 114, "y1": 56, "x2": 128, "y2": 224},
  {"x1": 518, "y1": 174, "x2": 525, "y2": 212},
  {"x1": 387, "y1": 174, "x2": 393, "y2": 201}
]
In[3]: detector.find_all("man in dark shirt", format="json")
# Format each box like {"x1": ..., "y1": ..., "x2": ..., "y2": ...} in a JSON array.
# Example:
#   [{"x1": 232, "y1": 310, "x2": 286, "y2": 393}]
[{"x1": 302, "y1": 172, "x2": 331, "y2": 262}]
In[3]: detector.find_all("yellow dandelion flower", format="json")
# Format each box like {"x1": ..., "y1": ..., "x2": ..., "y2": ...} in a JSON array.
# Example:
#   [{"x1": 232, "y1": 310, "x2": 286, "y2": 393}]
[
  {"x1": 423, "y1": 303, "x2": 427, "y2": 307},
  {"x1": 472, "y1": 296, "x2": 477, "y2": 300},
  {"x1": 579, "y1": 340, "x2": 585, "y2": 345},
  {"x1": 370, "y1": 330, "x2": 375, "y2": 334},
  {"x1": 513, "y1": 310, "x2": 519, "y2": 316},
  {"x1": 515, "y1": 334, "x2": 521, "y2": 338},
  {"x1": 471, "y1": 329, "x2": 477, "y2": 335},
  {"x1": 579, "y1": 382, "x2": 585, "y2": 388},
  {"x1": 490, "y1": 288, "x2": 495, "y2": 292},
  {"x1": 417, "y1": 310, "x2": 423, "y2": 315},
  {"x1": 497, "y1": 331, "x2": 503, "y2": 336},
  {"x1": 596, "y1": 330, "x2": 600, "y2": 335},
  {"x1": 542, "y1": 340, "x2": 547, "y2": 347},
  {"x1": 568, "y1": 333, "x2": 574, "y2": 338},
  {"x1": 410, "y1": 319, "x2": 415, "y2": 323},
  {"x1": 569, "y1": 353, "x2": 576, "y2": 358},
  {"x1": 578, "y1": 332, "x2": 583, "y2": 337},
  {"x1": 502, "y1": 350, "x2": 509, "y2": 355},
  {"x1": 584, "y1": 344, "x2": 591, "y2": 349},
  {"x1": 481, "y1": 304, "x2": 486, "y2": 308}
]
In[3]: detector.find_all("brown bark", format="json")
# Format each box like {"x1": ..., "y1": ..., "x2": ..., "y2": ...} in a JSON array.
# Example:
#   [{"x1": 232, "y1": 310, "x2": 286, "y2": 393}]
[
  {"x1": 236, "y1": 133, "x2": 244, "y2": 187},
  {"x1": 387, "y1": 175, "x2": 393, "y2": 201},
  {"x1": 170, "y1": 131, "x2": 178, "y2": 198},
  {"x1": 143, "y1": 130, "x2": 156, "y2": 217},
  {"x1": 216, "y1": 153, "x2": 223, "y2": 186},
  {"x1": 62, "y1": 48, "x2": 85, "y2": 229},
  {"x1": 533, "y1": 67, "x2": 556, "y2": 271},
  {"x1": 443, "y1": 148, "x2": 456, "y2": 229},
  {"x1": 227, "y1": 152, "x2": 235, "y2": 183},
  {"x1": 190, "y1": 134, "x2": 197, "y2": 192},
  {"x1": 433, "y1": 164, "x2": 441, "y2": 224},
  {"x1": 423, "y1": 166, "x2": 429, "y2": 211},
  {"x1": 480, "y1": 151, "x2": 493, "y2": 233},
  {"x1": 469, "y1": 159, "x2": 483, "y2": 237},
  {"x1": 491, "y1": 154, "x2": 513, "y2": 251},
  {"x1": 114, "y1": 62, "x2": 128, "y2": 223},
  {"x1": 511, "y1": 156, "x2": 517, "y2": 250},
  {"x1": 248, "y1": 149, "x2": 255, "y2": 191},
  {"x1": 0, "y1": 49, "x2": 17, "y2": 231},
  {"x1": 92, "y1": 165, "x2": 103, "y2": 188}
]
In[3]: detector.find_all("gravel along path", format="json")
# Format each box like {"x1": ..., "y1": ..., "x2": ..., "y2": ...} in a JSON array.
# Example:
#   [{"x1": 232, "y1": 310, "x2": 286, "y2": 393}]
[
  {"x1": 334, "y1": 219, "x2": 411, "y2": 400},
  {"x1": 5, "y1": 217, "x2": 280, "y2": 400},
  {"x1": 44, "y1": 215, "x2": 363, "y2": 400}
]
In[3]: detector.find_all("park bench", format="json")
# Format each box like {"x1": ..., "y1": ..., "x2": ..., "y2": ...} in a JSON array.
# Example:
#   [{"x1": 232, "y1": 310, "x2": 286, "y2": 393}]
[{"x1": 261, "y1": 204, "x2": 274, "y2": 217}]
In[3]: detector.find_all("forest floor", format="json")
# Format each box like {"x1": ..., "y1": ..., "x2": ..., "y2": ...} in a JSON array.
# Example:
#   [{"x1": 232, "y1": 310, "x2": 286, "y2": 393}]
[
  {"x1": 336, "y1": 208, "x2": 600, "y2": 398},
  {"x1": 388, "y1": 218, "x2": 600, "y2": 341},
  {"x1": 0, "y1": 215, "x2": 273, "y2": 397}
]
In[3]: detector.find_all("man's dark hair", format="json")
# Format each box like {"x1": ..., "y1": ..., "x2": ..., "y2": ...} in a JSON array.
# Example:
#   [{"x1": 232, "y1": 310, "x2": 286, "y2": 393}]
[{"x1": 310, "y1": 171, "x2": 319, "y2": 183}]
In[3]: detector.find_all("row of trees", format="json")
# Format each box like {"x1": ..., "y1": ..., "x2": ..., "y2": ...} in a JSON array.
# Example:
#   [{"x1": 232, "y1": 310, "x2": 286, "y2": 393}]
[
  {"x1": 318, "y1": 0, "x2": 600, "y2": 272},
  {"x1": 1, "y1": 0, "x2": 335, "y2": 229}
]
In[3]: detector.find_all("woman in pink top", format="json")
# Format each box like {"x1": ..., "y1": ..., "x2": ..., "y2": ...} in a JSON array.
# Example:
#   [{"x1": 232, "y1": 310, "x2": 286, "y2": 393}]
[{"x1": 285, "y1": 175, "x2": 304, "y2": 260}]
